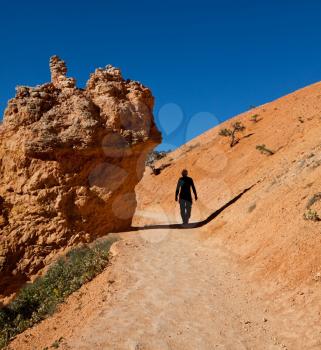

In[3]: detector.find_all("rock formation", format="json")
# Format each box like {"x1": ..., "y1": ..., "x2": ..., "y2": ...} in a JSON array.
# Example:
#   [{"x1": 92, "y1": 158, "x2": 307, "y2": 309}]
[{"x1": 0, "y1": 56, "x2": 161, "y2": 296}]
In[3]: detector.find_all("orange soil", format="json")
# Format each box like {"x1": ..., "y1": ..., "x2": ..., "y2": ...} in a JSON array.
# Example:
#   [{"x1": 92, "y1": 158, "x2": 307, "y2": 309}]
[{"x1": 8, "y1": 81, "x2": 321, "y2": 349}]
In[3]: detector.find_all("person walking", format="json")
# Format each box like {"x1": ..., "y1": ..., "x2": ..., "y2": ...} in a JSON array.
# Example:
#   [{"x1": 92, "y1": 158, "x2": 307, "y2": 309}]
[{"x1": 175, "y1": 169, "x2": 197, "y2": 224}]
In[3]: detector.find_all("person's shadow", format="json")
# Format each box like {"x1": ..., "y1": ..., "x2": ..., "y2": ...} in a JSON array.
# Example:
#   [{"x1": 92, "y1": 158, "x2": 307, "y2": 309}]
[{"x1": 131, "y1": 185, "x2": 253, "y2": 231}]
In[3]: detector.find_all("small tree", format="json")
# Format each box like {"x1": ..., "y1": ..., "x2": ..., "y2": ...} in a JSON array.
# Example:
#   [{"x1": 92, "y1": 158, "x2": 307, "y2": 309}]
[
  {"x1": 256, "y1": 144, "x2": 274, "y2": 156},
  {"x1": 219, "y1": 122, "x2": 245, "y2": 147}
]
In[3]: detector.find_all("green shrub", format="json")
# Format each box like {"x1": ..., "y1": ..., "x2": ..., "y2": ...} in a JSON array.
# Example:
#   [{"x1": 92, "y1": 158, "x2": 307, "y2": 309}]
[
  {"x1": 303, "y1": 209, "x2": 320, "y2": 221},
  {"x1": 256, "y1": 144, "x2": 274, "y2": 156},
  {"x1": 0, "y1": 239, "x2": 114, "y2": 348},
  {"x1": 250, "y1": 114, "x2": 260, "y2": 123},
  {"x1": 146, "y1": 150, "x2": 171, "y2": 168}
]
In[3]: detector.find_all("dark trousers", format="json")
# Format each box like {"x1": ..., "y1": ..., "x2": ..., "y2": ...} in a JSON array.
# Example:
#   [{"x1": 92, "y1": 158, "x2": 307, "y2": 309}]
[{"x1": 179, "y1": 199, "x2": 192, "y2": 224}]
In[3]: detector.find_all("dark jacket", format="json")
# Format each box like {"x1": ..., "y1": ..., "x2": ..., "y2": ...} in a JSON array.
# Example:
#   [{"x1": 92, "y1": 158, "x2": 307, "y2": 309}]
[{"x1": 175, "y1": 176, "x2": 197, "y2": 202}]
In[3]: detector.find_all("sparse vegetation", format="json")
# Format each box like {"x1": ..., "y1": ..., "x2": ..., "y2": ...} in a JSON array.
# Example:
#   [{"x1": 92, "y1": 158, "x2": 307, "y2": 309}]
[
  {"x1": 303, "y1": 209, "x2": 320, "y2": 221},
  {"x1": 219, "y1": 122, "x2": 246, "y2": 147},
  {"x1": 303, "y1": 193, "x2": 321, "y2": 221},
  {"x1": 146, "y1": 150, "x2": 172, "y2": 175},
  {"x1": 306, "y1": 193, "x2": 321, "y2": 209},
  {"x1": 256, "y1": 144, "x2": 274, "y2": 155},
  {"x1": 184, "y1": 142, "x2": 200, "y2": 153},
  {"x1": 0, "y1": 239, "x2": 114, "y2": 349},
  {"x1": 146, "y1": 150, "x2": 171, "y2": 167},
  {"x1": 51, "y1": 337, "x2": 64, "y2": 348},
  {"x1": 150, "y1": 163, "x2": 171, "y2": 175},
  {"x1": 250, "y1": 114, "x2": 260, "y2": 123}
]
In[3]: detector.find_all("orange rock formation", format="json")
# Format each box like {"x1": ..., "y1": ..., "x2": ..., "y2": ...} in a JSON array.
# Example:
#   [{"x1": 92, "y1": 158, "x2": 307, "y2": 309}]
[{"x1": 0, "y1": 56, "x2": 160, "y2": 297}]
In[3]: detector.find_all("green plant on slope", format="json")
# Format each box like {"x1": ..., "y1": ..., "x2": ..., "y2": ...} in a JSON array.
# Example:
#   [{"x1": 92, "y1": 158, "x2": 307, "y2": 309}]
[
  {"x1": 0, "y1": 239, "x2": 114, "y2": 349},
  {"x1": 256, "y1": 144, "x2": 274, "y2": 156},
  {"x1": 145, "y1": 150, "x2": 171, "y2": 168},
  {"x1": 303, "y1": 193, "x2": 321, "y2": 222},
  {"x1": 219, "y1": 121, "x2": 246, "y2": 147},
  {"x1": 303, "y1": 209, "x2": 321, "y2": 221},
  {"x1": 250, "y1": 114, "x2": 260, "y2": 123},
  {"x1": 51, "y1": 337, "x2": 64, "y2": 349}
]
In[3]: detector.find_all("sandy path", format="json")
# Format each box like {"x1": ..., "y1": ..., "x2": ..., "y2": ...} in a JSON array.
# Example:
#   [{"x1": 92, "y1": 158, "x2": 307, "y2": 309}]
[{"x1": 9, "y1": 228, "x2": 287, "y2": 350}]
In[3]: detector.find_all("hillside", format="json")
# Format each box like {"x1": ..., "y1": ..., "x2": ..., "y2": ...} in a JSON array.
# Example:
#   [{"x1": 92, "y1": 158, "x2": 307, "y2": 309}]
[
  {"x1": 7, "y1": 81, "x2": 321, "y2": 349},
  {"x1": 134, "y1": 80, "x2": 321, "y2": 289}
]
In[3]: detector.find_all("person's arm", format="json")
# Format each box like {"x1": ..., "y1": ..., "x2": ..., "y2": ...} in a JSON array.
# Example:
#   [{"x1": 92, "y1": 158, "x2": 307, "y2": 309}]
[
  {"x1": 175, "y1": 179, "x2": 181, "y2": 201},
  {"x1": 191, "y1": 179, "x2": 197, "y2": 200}
]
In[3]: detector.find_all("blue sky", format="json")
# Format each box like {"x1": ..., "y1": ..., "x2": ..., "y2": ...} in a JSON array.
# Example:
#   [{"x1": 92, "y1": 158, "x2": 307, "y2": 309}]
[{"x1": 1, "y1": 0, "x2": 321, "y2": 150}]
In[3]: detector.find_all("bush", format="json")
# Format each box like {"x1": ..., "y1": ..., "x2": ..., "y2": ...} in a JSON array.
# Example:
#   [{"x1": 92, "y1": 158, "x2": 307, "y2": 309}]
[
  {"x1": 0, "y1": 239, "x2": 114, "y2": 348},
  {"x1": 303, "y1": 209, "x2": 320, "y2": 221},
  {"x1": 256, "y1": 144, "x2": 274, "y2": 156},
  {"x1": 146, "y1": 150, "x2": 172, "y2": 175},
  {"x1": 219, "y1": 122, "x2": 245, "y2": 147},
  {"x1": 146, "y1": 150, "x2": 171, "y2": 168},
  {"x1": 250, "y1": 114, "x2": 260, "y2": 123}
]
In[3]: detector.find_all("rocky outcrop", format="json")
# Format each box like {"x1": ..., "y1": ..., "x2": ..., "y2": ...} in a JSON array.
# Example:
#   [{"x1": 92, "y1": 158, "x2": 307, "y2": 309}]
[{"x1": 0, "y1": 56, "x2": 161, "y2": 296}]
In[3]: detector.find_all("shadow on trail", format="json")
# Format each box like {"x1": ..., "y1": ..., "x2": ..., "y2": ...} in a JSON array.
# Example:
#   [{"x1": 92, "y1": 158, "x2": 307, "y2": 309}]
[{"x1": 131, "y1": 185, "x2": 254, "y2": 231}]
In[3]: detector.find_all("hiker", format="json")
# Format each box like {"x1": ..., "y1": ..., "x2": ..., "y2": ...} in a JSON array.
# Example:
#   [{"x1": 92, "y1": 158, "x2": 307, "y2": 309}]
[{"x1": 175, "y1": 169, "x2": 197, "y2": 224}]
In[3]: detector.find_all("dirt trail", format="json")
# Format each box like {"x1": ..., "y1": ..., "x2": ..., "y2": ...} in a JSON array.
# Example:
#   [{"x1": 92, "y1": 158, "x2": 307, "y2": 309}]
[
  {"x1": 9, "y1": 226, "x2": 290, "y2": 350},
  {"x1": 70, "y1": 231, "x2": 280, "y2": 350}
]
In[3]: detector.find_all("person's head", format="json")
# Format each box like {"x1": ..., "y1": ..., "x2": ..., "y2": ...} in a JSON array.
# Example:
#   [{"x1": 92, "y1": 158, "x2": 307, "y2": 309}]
[{"x1": 181, "y1": 169, "x2": 188, "y2": 177}]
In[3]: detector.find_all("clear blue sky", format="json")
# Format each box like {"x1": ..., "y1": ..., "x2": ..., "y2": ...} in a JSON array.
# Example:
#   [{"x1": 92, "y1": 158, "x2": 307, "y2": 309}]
[{"x1": 1, "y1": 0, "x2": 321, "y2": 150}]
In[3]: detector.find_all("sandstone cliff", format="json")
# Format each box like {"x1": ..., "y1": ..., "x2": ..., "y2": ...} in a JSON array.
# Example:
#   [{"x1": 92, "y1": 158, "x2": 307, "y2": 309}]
[{"x1": 0, "y1": 56, "x2": 161, "y2": 296}]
